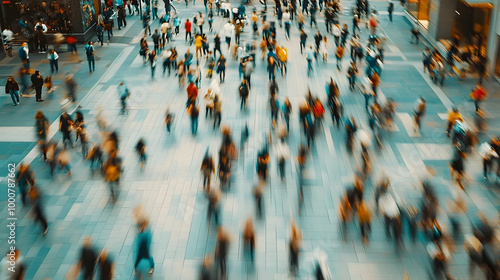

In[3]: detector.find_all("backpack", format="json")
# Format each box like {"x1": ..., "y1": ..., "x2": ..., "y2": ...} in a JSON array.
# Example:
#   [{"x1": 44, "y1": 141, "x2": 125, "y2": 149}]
[
  {"x1": 105, "y1": 165, "x2": 120, "y2": 182},
  {"x1": 18, "y1": 47, "x2": 27, "y2": 60},
  {"x1": 86, "y1": 45, "x2": 93, "y2": 56}
]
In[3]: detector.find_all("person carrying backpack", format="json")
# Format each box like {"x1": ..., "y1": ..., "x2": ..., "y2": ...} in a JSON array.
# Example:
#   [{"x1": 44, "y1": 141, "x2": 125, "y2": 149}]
[{"x1": 85, "y1": 41, "x2": 95, "y2": 73}]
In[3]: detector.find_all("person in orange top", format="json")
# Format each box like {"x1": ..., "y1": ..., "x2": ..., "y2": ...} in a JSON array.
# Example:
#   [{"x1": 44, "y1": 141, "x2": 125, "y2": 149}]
[
  {"x1": 370, "y1": 72, "x2": 380, "y2": 97},
  {"x1": 186, "y1": 81, "x2": 198, "y2": 108},
  {"x1": 335, "y1": 44, "x2": 344, "y2": 70},
  {"x1": 446, "y1": 107, "x2": 462, "y2": 136}
]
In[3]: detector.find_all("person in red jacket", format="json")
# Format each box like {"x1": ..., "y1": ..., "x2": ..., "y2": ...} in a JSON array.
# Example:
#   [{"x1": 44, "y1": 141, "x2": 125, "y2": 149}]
[
  {"x1": 185, "y1": 19, "x2": 192, "y2": 42},
  {"x1": 186, "y1": 81, "x2": 198, "y2": 108}
]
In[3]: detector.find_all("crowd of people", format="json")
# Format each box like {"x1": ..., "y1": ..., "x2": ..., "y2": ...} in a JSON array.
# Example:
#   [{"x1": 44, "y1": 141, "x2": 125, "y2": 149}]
[{"x1": 5, "y1": 0, "x2": 499, "y2": 278}]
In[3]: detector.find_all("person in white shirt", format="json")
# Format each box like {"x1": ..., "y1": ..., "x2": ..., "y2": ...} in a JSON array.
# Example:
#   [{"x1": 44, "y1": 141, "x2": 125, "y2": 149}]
[
  {"x1": 47, "y1": 49, "x2": 59, "y2": 74},
  {"x1": 2, "y1": 28, "x2": 13, "y2": 41},
  {"x1": 35, "y1": 22, "x2": 48, "y2": 33},
  {"x1": 160, "y1": 21, "x2": 169, "y2": 45},
  {"x1": 283, "y1": 10, "x2": 291, "y2": 39},
  {"x1": 332, "y1": 24, "x2": 341, "y2": 47},
  {"x1": 223, "y1": 21, "x2": 234, "y2": 50},
  {"x1": 275, "y1": 137, "x2": 290, "y2": 181}
]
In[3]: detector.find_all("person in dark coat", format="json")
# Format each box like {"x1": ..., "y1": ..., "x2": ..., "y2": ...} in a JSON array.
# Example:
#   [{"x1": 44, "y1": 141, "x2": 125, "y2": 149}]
[
  {"x1": 77, "y1": 237, "x2": 98, "y2": 280},
  {"x1": 5, "y1": 76, "x2": 20, "y2": 105},
  {"x1": 31, "y1": 71, "x2": 44, "y2": 102}
]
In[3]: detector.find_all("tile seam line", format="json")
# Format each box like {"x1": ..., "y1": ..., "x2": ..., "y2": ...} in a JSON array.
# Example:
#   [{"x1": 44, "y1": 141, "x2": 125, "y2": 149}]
[{"x1": 0, "y1": 46, "x2": 134, "y2": 183}]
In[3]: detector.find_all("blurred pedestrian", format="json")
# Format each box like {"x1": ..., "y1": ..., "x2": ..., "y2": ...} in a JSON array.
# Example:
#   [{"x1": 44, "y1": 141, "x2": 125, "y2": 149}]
[
  {"x1": 30, "y1": 186, "x2": 49, "y2": 235},
  {"x1": 118, "y1": 81, "x2": 130, "y2": 114},
  {"x1": 189, "y1": 104, "x2": 200, "y2": 135},
  {"x1": 207, "y1": 188, "x2": 221, "y2": 226},
  {"x1": 215, "y1": 227, "x2": 231, "y2": 278},
  {"x1": 275, "y1": 137, "x2": 290, "y2": 181},
  {"x1": 242, "y1": 218, "x2": 256, "y2": 263},
  {"x1": 72, "y1": 237, "x2": 98, "y2": 280},
  {"x1": 413, "y1": 97, "x2": 426, "y2": 132},
  {"x1": 99, "y1": 249, "x2": 114, "y2": 280},
  {"x1": 134, "y1": 220, "x2": 155, "y2": 275},
  {"x1": 357, "y1": 199, "x2": 372, "y2": 244},
  {"x1": 16, "y1": 163, "x2": 34, "y2": 206},
  {"x1": 59, "y1": 111, "x2": 74, "y2": 149},
  {"x1": 18, "y1": 42, "x2": 30, "y2": 69},
  {"x1": 135, "y1": 138, "x2": 147, "y2": 169},
  {"x1": 201, "y1": 153, "x2": 215, "y2": 191},
  {"x1": 148, "y1": 50, "x2": 157, "y2": 78},
  {"x1": 289, "y1": 221, "x2": 302, "y2": 274}
]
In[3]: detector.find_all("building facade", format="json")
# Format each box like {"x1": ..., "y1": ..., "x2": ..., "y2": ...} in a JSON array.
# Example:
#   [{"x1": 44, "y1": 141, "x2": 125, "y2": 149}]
[
  {"x1": 405, "y1": 0, "x2": 500, "y2": 80},
  {"x1": 0, "y1": 0, "x2": 101, "y2": 42}
]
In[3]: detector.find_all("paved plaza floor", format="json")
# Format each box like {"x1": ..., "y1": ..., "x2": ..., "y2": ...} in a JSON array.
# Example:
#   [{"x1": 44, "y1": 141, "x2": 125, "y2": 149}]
[{"x1": 0, "y1": 0, "x2": 500, "y2": 279}]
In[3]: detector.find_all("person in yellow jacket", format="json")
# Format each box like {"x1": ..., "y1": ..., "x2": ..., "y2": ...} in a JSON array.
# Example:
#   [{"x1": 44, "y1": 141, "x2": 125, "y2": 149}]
[
  {"x1": 446, "y1": 107, "x2": 463, "y2": 136},
  {"x1": 276, "y1": 45, "x2": 287, "y2": 75}
]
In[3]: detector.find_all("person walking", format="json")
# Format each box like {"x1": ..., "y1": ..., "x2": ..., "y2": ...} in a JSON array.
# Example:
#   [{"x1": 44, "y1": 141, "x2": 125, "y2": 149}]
[
  {"x1": 239, "y1": 78, "x2": 249, "y2": 110},
  {"x1": 215, "y1": 227, "x2": 231, "y2": 277},
  {"x1": 18, "y1": 42, "x2": 30, "y2": 69},
  {"x1": 283, "y1": 9, "x2": 291, "y2": 39},
  {"x1": 96, "y1": 23, "x2": 104, "y2": 46},
  {"x1": 306, "y1": 45, "x2": 315, "y2": 77},
  {"x1": 388, "y1": 0, "x2": 394, "y2": 22},
  {"x1": 31, "y1": 70, "x2": 44, "y2": 102},
  {"x1": 223, "y1": 21, "x2": 234, "y2": 50},
  {"x1": 98, "y1": 249, "x2": 114, "y2": 280},
  {"x1": 214, "y1": 34, "x2": 222, "y2": 60},
  {"x1": 47, "y1": 49, "x2": 59, "y2": 74},
  {"x1": 347, "y1": 62, "x2": 358, "y2": 91},
  {"x1": 65, "y1": 74, "x2": 78, "y2": 103},
  {"x1": 151, "y1": 29, "x2": 161, "y2": 54},
  {"x1": 275, "y1": 137, "x2": 290, "y2": 181},
  {"x1": 216, "y1": 55, "x2": 227, "y2": 83},
  {"x1": 148, "y1": 50, "x2": 157, "y2": 78},
  {"x1": 142, "y1": 12, "x2": 151, "y2": 36},
  {"x1": 189, "y1": 104, "x2": 200, "y2": 135},
  {"x1": 134, "y1": 220, "x2": 155, "y2": 275},
  {"x1": 335, "y1": 44, "x2": 344, "y2": 70},
  {"x1": 213, "y1": 95, "x2": 222, "y2": 129},
  {"x1": 201, "y1": 153, "x2": 215, "y2": 191},
  {"x1": 151, "y1": 0, "x2": 159, "y2": 19},
  {"x1": 470, "y1": 83, "x2": 487, "y2": 112},
  {"x1": 117, "y1": 6, "x2": 127, "y2": 30},
  {"x1": 31, "y1": 187, "x2": 49, "y2": 235},
  {"x1": 299, "y1": 29, "x2": 307, "y2": 54},
  {"x1": 289, "y1": 221, "x2": 302, "y2": 275},
  {"x1": 186, "y1": 81, "x2": 198, "y2": 108},
  {"x1": 85, "y1": 41, "x2": 96, "y2": 73},
  {"x1": 185, "y1": 19, "x2": 192, "y2": 42},
  {"x1": 35, "y1": 111, "x2": 49, "y2": 158},
  {"x1": 413, "y1": 97, "x2": 426, "y2": 132},
  {"x1": 135, "y1": 138, "x2": 147, "y2": 169},
  {"x1": 72, "y1": 237, "x2": 98, "y2": 280},
  {"x1": 5, "y1": 76, "x2": 20, "y2": 106},
  {"x1": 357, "y1": 199, "x2": 372, "y2": 244},
  {"x1": 118, "y1": 81, "x2": 130, "y2": 114},
  {"x1": 340, "y1": 24, "x2": 349, "y2": 46},
  {"x1": 242, "y1": 218, "x2": 256, "y2": 263},
  {"x1": 59, "y1": 110, "x2": 74, "y2": 148},
  {"x1": 16, "y1": 163, "x2": 34, "y2": 206}
]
